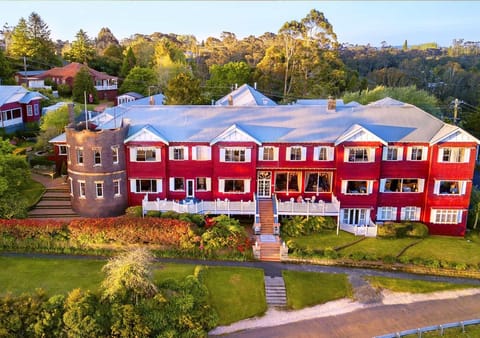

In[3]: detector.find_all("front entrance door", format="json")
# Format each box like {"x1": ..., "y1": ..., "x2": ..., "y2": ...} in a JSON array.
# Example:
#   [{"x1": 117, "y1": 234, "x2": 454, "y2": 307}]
[
  {"x1": 342, "y1": 208, "x2": 368, "y2": 226},
  {"x1": 257, "y1": 171, "x2": 271, "y2": 198},
  {"x1": 186, "y1": 179, "x2": 194, "y2": 198}
]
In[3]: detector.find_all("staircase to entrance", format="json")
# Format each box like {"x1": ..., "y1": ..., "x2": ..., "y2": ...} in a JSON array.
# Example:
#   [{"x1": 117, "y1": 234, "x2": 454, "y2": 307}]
[
  {"x1": 256, "y1": 199, "x2": 281, "y2": 262},
  {"x1": 28, "y1": 186, "x2": 79, "y2": 220}
]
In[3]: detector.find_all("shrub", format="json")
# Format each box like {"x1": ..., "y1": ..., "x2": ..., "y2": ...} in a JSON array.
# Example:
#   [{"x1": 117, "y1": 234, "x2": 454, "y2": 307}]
[
  {"x1": 281, "y1": 216, "x2": 336, "y2": 237},
  {"x1": 405, "y1": 222, "x2": 429, "y2": 238},
  {"x1": 57, "y1": 84, "x2": 72, "y2": 97},
  {"x1": 324, "y1": 247, "x2": 339, "y2": 259},
  {"x1": 125, "y1": 206, "x2": 143, "y2": 217},
  {"x1": 378, "y1": 222, "x2": 429, "y2": 238}
]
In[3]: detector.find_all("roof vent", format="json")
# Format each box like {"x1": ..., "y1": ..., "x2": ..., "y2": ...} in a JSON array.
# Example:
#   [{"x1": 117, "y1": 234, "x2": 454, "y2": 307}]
[
  {"x1": 228, "y1": 95, "x2": 233, "y2": 106},
  {"x1": 327, "y1": 96, "x2": 336, "y2": 112}
]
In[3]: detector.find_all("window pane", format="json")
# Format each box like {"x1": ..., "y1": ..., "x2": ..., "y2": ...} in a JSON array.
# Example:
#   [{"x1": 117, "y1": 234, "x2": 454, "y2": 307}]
[
  {"x1": 275, "y1": 173, "x2": 288, "y2": 192},
  {"x1": 347, "y1": 181, "x2": 367, "y2": 194}
]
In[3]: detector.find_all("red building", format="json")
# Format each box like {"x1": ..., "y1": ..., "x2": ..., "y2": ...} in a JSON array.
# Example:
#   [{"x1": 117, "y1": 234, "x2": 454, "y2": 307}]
[
  {"x1": 0, "y1": 85, "x2": 46, "y2": 132},
  {"x1": 51, "y1": 91, "x2": 479, "y2": 236}
]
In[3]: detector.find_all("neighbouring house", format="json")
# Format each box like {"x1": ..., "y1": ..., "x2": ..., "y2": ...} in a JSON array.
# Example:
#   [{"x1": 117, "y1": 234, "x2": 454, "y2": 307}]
[
  {"x1": 215, "y1": 84, "x2": 277, "y2": 106},
  {"x1": 14, "y1": 70, "x2": 48, "y2": 89},
  {"x1": 36, "y1": 62, "x2": 118, "y2": 101},
  {"x1": 116, "y1": 92, "x2": 144, "y2": 106},
  {"x1": 49, "y1": 87, "x2": 479, "y2": 237},
  {"x1": 0, "y1": 85, "x2": 46, "y2": 132}
]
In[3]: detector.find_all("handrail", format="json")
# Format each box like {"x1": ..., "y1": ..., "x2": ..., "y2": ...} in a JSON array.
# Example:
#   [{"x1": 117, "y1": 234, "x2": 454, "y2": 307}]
[{"x1": 272, "y1": 194, "x2": 279, "y2": 224}]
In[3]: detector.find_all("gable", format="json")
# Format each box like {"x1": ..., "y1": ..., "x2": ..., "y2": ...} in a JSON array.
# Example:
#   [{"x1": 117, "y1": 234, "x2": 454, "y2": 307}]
[
  {"x1": 124, "y1": 125, "x2": 169, "y2": 144},
  {"x1": 335, "y1": 124, "x2": 387, "y2": 146},
  {"x1": 210, "y1": 124, "x2": 261, "y2": 145},
  {"x1": 431, "y1": 128, "x2": 480, "y2": 145}
]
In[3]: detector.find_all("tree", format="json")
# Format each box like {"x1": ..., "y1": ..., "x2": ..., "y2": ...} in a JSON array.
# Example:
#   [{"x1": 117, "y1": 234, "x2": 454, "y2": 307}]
[
  {"x1": 72, "y1": 66, "x2": 98, "y2": 104},
  {"x1": 153, "y1": 38, "x2": 190, "y2": 89},
  {"x1": 0, "y1": 48, "x2": 14, "y2": 84},
  {"x1": 101, "y1": 248, "x2": 158, "y2": 305},
  {"x1": 164, "y1": 72, "x2": 202, "y2": 105},
  {"x1": 119, "y1": 66, "x2": 157, "y2": 96},
  {"x1": 119, "y1": 47, "x2": 137, "y2": 78},
  {"x1": 36, "y1": 104, "x2": 78, "y2": 150},
  {"x1": 95, "y1": 27, "x2": 120, "y2": 56},
  {"x1": 8, "y1": 17, "x2": 31, "y2": 58},
  {"x1": 64, "y1": 29, "x2": 96, "y2": 64},
  {"x1": 206, "y1": 61, "x2": 251, "y2": 99}
]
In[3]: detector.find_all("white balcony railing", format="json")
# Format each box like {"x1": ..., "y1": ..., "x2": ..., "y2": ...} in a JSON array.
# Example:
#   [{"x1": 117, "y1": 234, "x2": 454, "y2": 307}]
[
  {"x1": 340, "y1": 218, "x2": 377, "y2": 237},
  {"x1": 276, "y1": 194, "x2": 341, "y2": 217},
  {"x1": 95, "y1": 85, "x2": 118, "y2": 91}
]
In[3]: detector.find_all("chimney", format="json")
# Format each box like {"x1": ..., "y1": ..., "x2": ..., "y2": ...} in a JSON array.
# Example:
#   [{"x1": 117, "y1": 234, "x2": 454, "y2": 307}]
[
  {"x1": 254, "y1": 82, "x2": 257, "y2": 90},
  {"x1": 327, "y1": 96, "x2": 336, "y2": 112},
  {"x1": 235, "y1": 83, "x2": 238, "y2": 89},
  {"x1": 67, "y1": 103, "x2": 75, "y2": 126},
  {"x1": 228, "y1": 95, "x2": 233, "y2": 106},
  {"x1": 149, "y1": 96, "x2": 155, "y2": 105}
]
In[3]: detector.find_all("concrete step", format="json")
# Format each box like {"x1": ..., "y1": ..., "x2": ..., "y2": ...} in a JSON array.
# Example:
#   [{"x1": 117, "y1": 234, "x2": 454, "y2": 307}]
[{"x1": 264, "y1": 276, "x2": 287, "y2": 307}]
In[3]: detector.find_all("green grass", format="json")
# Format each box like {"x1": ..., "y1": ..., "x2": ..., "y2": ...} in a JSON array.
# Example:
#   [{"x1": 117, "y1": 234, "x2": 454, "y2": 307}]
[
  {"x1": 404, "y1": 325, "x2": 480, "y2": 337},
  {"x1": 0, "y1": 256, "x2": 105, "y2": 296},
  {"x1": 339, "y1": 237, "x2": 419, "y2": 259},
  {"x1": 283, "y1": 270, "x2": 352, "y2": 310},
  {"x1": 366, "y1": 276, "x2": 479, "y2": 293},
  {"x1": 286, "y1": 230, "x2": 358, "y2": 251},
  {"x1": 402, "y1": 235, "x2": 480, "y2": 266},
  {"x1": 152, "y1": 263, "x2": 196, "y2": 282},
  {"x1": 21, "y1": 178, "x2": 45, "y2": 207},
  {"x1": 202, "y1": 266, "x2": 267, "y2": 325}
]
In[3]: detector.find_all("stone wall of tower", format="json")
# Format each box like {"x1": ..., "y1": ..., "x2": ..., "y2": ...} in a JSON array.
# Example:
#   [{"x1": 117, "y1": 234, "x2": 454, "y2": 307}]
[{"x1": 66, "y1": 125, "x2": 128, "y2": 217}]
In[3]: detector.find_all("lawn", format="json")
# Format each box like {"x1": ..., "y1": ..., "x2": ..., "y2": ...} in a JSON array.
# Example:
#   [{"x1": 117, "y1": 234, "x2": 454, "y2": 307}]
[
  {"x1": 285, "y1": 230, "x2": 358, "y2": 251},
  {"x1": 338, "y1": 237, "x2": 420, "y2": 260},
  {"x1": 152, "y1": 262, "x2": 196, "y2": 281},
  {"x1": 283, "y1": 270, "x2": 352, "y2": 310},
  {"x1": 21, "y1": 177, "x2": 45, "y2": 207},
  {"x1": 404, "y1": 325, "x2": 480, "y2": 337},
  {"x1": 366, "y1": 276, "x2": 479, "y2": 294},
  {"x1": 202, "y1": 266, "x2": 267, "y2": 325},
  {"x1": 402, "y1": 235, "x2": 480, "y2": 266}
]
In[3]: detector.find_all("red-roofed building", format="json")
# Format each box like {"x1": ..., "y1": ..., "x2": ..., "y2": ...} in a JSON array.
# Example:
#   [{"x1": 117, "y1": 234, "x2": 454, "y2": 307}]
[{"x1": 37, "y1": 62, "x2": 118, "y2": 101}]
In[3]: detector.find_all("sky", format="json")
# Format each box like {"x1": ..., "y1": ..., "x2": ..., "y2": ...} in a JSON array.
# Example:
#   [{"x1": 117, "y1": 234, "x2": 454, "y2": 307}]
[{"x1": 1, "y1": 1, "x2": 479, "y2": 47}]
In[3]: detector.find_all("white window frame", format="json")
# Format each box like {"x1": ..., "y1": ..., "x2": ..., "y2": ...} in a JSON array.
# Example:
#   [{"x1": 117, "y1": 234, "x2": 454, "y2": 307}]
[
  {"x1": 286, "y1": 146, "x2": 306, "y2": 161},
  {"x1": 76, "y1": 147, "x2": 84, "y2": 165},
  {"x1": 274, "y1": 172, "x2": 301, "y2": 193},
  {"x1": 112, "y1": 146, "x2": 119, "y2": 164},
  {"x1": 304, "y1": 172, "x2": 332, "y2": 193},
  {"x1": 95, "y1": 181, "x2": 104, "y2": 199},
  {"x1": 169, "y1": 177, "x2": 185, "y2": 192},
  {"x1": 438, "y1": 147, "x2": 470, "y2": 163},
  {"x1": 382, "y1": 146, "x2": 403, "y2": 161},
  {"x1": 379, "y1": 178, "x2": 425, "y2": 193},
  {"x1": 259, "y1": 146, "x2": 279, "y2": 161},
  {"x1": 169, "y1": 146, "x2": 189, "y2": 160},
  {"x1": 341, "y1": 208, "x2": 368, "y2": 226},
  {"x1": 26, "y1": 105, "x2": 33, "y2": 116},
  {"x1": 78, "y1": 180, "x2": 86, "y2": 198},
  {"x1": 58, "y1": 145, "x2": 68, "y2": 155},
  {"x1": 192, "y1": 146, "x2": 211, "y2": 161},
  {"x1": 431, "y1": 209, "x2": 463, "y2": 224},
  {"x1": 341, "y1": 180, "x2": 374, "y2": 195},
  {"x1": 345, "y1": 147, "x2": 375, "y2": 163},
  {"x1": 433, "y1": 180, "x2": 467, "y2": 196},
  {"x1": 34, "y1": 103, "x2": 40, "y2": 116},
  {"x1": 313, "y1": 146, "x2": 334, "y2": 161},
  {"x1": 377, "y1": 207, "x2": 397, "y2": 221},
  {"x1": 196, "y1": 177, "x2": 211, "y2": 191},
  {"x1": 93, "y1": 148, "x2": 102, "y2": 166},
  {"x1": 218, "y1": 178, "x2": 251, "y2": 193},
  {"x1": 113, "y1": 179, "x2": 121, "y2": 197},
  {"x1": 220, "y1": 147, "x2": 251, "y2": 162},
  {"x1": 407, "y1": 146, "x2": 428, "y2": 161},
  {"x1": 400, "y1": 206, "x2": 421, "y2": 221},
  {"x1": 130, "y1": 179, "x2": 162, "y2": 193},
  {"x1": 130, "y1": 147, "x2": 161, "y2": 162}
]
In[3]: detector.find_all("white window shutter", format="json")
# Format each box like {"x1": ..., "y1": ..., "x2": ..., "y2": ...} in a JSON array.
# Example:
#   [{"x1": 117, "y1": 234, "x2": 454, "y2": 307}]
[
  {"x1": 430, "y1": 209, "x2": 436, "y2": 223},
  {"x1": 418, "y1": 179, "x2": 425, "y2": 193},
  {"x1": 421, "y1": 147, "x2": 428, "y2": 161},
  {"x1": 461, "y1": 181, "x2": 467, "y2": 195},
  {"x1": 392, "y1": 207, "x2": 397, "y2": 220},
  {"x1": 206, "y1": 178, "x2": 211, "y2": 191},
  {"x1": 219, "y1": 179, "x2": 225, "y2": 193},
  {"x1": 169, "y1": 178, "x2": 175, "y2": 191},
  {"x1": 369, "y1": 148, "x2": 376, "y2": 162},
  {"x1": 379, "y1": 179, "x2": 386, "y2": 192},
  {"x1": 400, "y1": 207, "x2": 406, "y2": 220},
  {"x1": 155, "y1": 148, "x2": 161, "y2": 161},
  {"x1": 313, "y1": 147, "x2": 320, "y2": 161},
  {"x1": 244, "y1": 179, "x2": 251, "y2": 193},
  {"x1": 220, "y1": 148, "x2": 225, "y2": 162},
  {"x1": 433, "y1": 180, "x2": 440, "y2": 194},
  {"x1": 169, "y1": 147, "x2": 174, "y2": 160},
  {"x1": 344, "y1": 149, "x2": 350, "y2": 162},
  {"x1": 457, "y1": 210, "x2": 463, "y2": 223},
  {"x1": 130, "y1": 179, "x2": 136, "y2": 193},
  {"x1": 464, "y1": 148, "x2": 471, "y2": 163},
  {"x1": 368, "y1": 180, "x2": 374, "y2": 194},
  {"x1": 286, "y1": 147, "x2": 291, "y2": 161},
  {"x1": 341, "y1": 181, "x2": 347, "y2": 194},
  {"x1": 327, "y1": 147, "x2": 334, "y2": 161},
  {"x1": 129, "y1": 147, "x2": 136, "y2": 162},
  {"x1": 415, "y1": 207, "x2": 421, "y2": 221},
  {"x1": 382, "y1": 147, "x2": 388, "y2": 161},
  {"x1": 273, "y1": 147, "x2": 279, "y2": 161},
  {"x1": 157, "y1": 179, "x2": 163, "y2": 193},
  {"x1": 184, "y1": 146, "x2": 189, "y2": 160},
  {"x1": 192, "y1": 146, "x2": 197, "y2": 160},
  {"x1": 206, "y1": 147, "x2": 212, "y2": 160},
  {"x1": 258, "y1": 147, "x2": 264, "y2": 160},
  {"x1": 301, "y1": 147, "x2": 307, "y2": 161},
  {"x1": 397, "y1": 147, "x2": 404, "y2": 160},
  {"x1": 245, "y1": 149, "x2": 251, "y2": 162},
  {"x1": 438, "y1": 148, "x2": 444, "y2": 162}
]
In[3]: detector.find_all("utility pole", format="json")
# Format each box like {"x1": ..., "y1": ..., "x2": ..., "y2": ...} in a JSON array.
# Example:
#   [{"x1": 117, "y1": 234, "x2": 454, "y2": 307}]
[{"x1": 453, "y1": 98, "x2": 459, "y2": 124}]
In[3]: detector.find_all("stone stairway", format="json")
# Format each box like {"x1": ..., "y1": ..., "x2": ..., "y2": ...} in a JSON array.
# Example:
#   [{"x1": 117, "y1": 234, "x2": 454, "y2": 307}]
[
  {"x1": 257, "y1": 200, "x2": 281, "y2": 262},
  {"x1": 28, "y1": 186, "x2": 79, "y2": 219},
  {"x1": 264, "y1": 276, "x2": 287, "y2": 308}
]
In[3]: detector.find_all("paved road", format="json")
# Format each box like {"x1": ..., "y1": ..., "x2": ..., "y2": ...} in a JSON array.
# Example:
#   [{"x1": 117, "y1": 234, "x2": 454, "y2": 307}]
[{"x1": 221, "y1": 293, "x2": 480, "y2": 338}]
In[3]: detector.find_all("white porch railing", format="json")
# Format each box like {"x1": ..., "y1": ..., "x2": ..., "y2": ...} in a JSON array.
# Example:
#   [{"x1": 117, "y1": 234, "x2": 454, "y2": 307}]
[
  {"x1": 340, "y1": 218, "x2": 377, "y2": 237},
  {"x1": 276, "y1": 195, "x2": 340, "y2": 217},
  {"x1": 142, "y1": 196, "x2": 255, "y2": 216},
  {"x1": 95, "y1": 85, "x2": 118, "y2": 91}
]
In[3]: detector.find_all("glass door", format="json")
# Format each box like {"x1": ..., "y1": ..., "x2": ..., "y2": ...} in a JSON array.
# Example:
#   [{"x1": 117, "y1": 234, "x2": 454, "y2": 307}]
[
  {"x1": 186, "y1": 179, "x2": 194, "y2": 198},
  {"x1": 257, "y1": 171, "x2": 271, "y2": 198}
]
